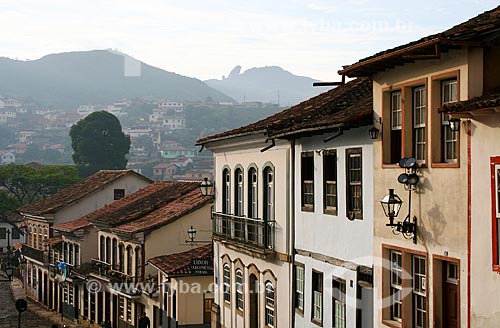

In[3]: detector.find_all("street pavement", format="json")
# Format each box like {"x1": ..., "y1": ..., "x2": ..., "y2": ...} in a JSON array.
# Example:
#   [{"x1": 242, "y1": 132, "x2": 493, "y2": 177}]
[{"x1": 0, "y1": 275, "x2": 82, "y2": 328}]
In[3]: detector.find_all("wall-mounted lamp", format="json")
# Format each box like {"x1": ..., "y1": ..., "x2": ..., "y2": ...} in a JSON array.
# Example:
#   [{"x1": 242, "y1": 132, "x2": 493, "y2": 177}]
[
  {"x1": 199, "y1": 178, "x2": 214, "y2": 196},
  {"x1": 368, "y1": 127, "x2": 380, "y2": 140},
  {"x1": 449, "y1": 117, "x2": 461, "y2": 132},
  {"x1": 380, "y1": 157, "x2": 420, "y2": 244},
  {"x1": 187, "y1": 225, "x2": 197, "y2": 243}
]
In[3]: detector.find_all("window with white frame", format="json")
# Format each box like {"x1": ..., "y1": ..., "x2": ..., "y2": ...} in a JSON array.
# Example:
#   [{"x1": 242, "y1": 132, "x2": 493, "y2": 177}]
[
  {"x1": 235, "y1": 168, "x2": 244, "y2": 216},
  {"x1": 333, "y1": 278, "x2": 346, "y2": 328},
  {"x1": 390, "y1": 251, "x2": 403, "y2": 322},
  {"x1": 390, "y1": 90, "x2": 403, "y2": 163},
  {"x1": 223, "y1": 264, "x2": 231, "y2": 303},
  {"x1": 413, "y1": 86, "x2": 426, "y2": 162},
  {"x1": 222, "y1": 168, "x2": 231, "y2": 214},
  {"x1": 265, "y1": 282, "x2": 275, "y2": 327},
  {"x1": 119, "y1": 296, "x2": 124, "y2": 319},
  {"x1": 248, "y1": 167, "x2": 258, "y2": 219},
  {"x1": 441, "y1": 79, "x2": 458, "y2": 162},
  {"x1": 413, "y1": 256, "x2": 427, "y2": 328},
  {"x1": 68, "y1": 282, "x2": 74, "y2": 306},
  {"x1": 301, "y1": 152, "x2": 314, "y2": 211},
  {"x1": 263, "y1": 167, "x2": 274, "y2": 222},
  {"x1": 236, "y1": 269, "x2": 244, "y2": 310},
  {"x1": 126, "y1": 298, "x2": 132, "y2": 322},
  {"x1": 295, "y1": 265, "x2": 304, "y2": 311},
  {"x1": 312, "y1": 270, "x2": 323, "y2": 323},
  {"x1": 323, "y1": 150, "x2": 337, "y2": 215}
]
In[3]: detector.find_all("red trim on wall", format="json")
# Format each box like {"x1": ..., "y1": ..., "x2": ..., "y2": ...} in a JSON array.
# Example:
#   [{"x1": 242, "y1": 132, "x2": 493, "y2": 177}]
[
  {"x1": 467, "y1": 120, "x2": 471, "y2": 328},
  {"x1": 491, "y1": 156, "x2": 500, "y2": 273}
]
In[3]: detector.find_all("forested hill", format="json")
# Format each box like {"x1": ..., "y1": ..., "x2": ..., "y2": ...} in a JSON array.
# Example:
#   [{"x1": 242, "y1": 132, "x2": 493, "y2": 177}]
[{"x1": 0, "y1": 50, "x2": 234, "y2": 109}]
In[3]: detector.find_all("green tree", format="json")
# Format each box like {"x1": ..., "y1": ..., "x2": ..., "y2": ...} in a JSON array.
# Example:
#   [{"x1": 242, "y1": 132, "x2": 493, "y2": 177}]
[
  {"x1": 0, "y1": 164, "x2": 80, "y2": 205},
  {"x1": 70, "y1": 111, "x2": 130, "y2": 177}
]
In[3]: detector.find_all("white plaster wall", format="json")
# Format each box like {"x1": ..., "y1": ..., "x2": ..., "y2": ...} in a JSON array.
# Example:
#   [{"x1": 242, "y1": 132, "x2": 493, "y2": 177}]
[
  {"x1": 54, "y1": 174, "x2": 151, "y2": 224},
  {"x1": 294, "y1": 128, "x2": 374, "y2": 267},
  {"x1": 295, "y1": 254, "x2": 359, "y2": 328}
]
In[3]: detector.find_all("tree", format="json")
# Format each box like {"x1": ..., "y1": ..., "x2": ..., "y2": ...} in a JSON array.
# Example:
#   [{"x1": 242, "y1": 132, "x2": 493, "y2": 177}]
[
  {"x1": 70, "y1": 111, "x2": 130, "y2": 177},
  {"x1": 0, "y1": 164, "x2": 80, "y2": 205}
]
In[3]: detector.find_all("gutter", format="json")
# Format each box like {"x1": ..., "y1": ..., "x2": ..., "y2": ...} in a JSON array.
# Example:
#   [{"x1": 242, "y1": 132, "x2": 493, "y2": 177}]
[
  {"x1": 195, "y1": 129, "x2": 268, "y2": 146},
  {"x1": 270, "y1": 123, "x2": 345, "y2": 140}
]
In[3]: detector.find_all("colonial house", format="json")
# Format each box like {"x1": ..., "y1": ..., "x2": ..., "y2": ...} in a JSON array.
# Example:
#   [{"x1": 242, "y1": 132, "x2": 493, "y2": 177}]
[
  {"x1": 0, "y1": 151, "x2": 15, "y2": 165},
  {"x1": 18, "y1": 170, "x2": 151, "y2": 310},
  {"x1": 197, "y1": 110, "x2": 296, "y2": 328},
  {"x1": 0, "y1": 216, "x2": 25, "y2": 253},
  {"x1": 287, "y1": 78, "x2": 374, "y2": 328},
  {"x1": 148, "y1": 243, "x2": 214, "y2": 328},
  {"x1": 69, "y1": 180, "x2": 213, "y2": 327},
  {"x1": 339, "y1": 5, "x2": 500, "y2": 327},
  {"x1": 152, "y1": 163, "x2": 178, "y2": 181}
]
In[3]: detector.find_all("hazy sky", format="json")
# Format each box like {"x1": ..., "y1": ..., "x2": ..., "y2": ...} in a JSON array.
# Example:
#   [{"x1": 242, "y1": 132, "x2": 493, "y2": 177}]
[{"x1": 1, "y1": 0, "x2": 498, "y2": 81}]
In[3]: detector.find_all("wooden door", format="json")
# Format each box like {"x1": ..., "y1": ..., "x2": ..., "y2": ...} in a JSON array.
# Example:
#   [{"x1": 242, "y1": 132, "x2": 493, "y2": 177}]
[
  {"x1": 443, "y1": 263, "x2": 459, "y2": 328},
  {"x1": 249, "y1": 274, "x2": 258, "y2": 328}
]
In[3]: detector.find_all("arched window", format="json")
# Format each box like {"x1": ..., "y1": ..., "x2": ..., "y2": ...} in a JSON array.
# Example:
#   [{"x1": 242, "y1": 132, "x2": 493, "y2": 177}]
[
  {"x1": 263, "y1": 167, "x2": 274, "y2": 221},
  {"x1": 106, "y1": 237, "x2": 111, "y2": 264},
  {"x1": 118, "y1": 244, "x2": 124, "y2": 272},
  {"x1": 234, "y1": 168, "x2": 244, "y2": 216},
  {"x1": 37, "y1": 225, "x2": 42, "y2": 249},
  {"x1": 222, "y1": 168, "x2": 231, "y2": 214},
  {"x1": 248, "y1": 167, "x2": 258, "y2": 218},
  {"x1": 265, "y1": 282, "x2": 275, "y2": 327},
  {"x1": 223, "y1": 264, "x2": 231, "y2": 303},
  {"x1": 126, "y1": 246, "x2": 133, "y2": 276},
  {"x1": 100, "y1": 236, "x2": 105, "y2": 261},
  {"x1": 236, "y1": 269, "x2": 244, "y2": 310},
  {"x1": 112, "y1": 238, "x2": 117, "y2": 268},
  {"x1": 135, "y1": 247, "x2": 141, "y2": 279},
  {"x1": 69, "y1": 243, "x2": 74, "y2": 265},
  {"x1": 27, "y1": 225, "x2": 32, "y2": 246}
]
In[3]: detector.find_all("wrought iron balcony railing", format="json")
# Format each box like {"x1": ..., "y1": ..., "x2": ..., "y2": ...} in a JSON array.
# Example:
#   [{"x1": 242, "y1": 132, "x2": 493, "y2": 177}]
[
  {"x1": 212, "y1": 212, "x2": 275, "y2": 251},
  {"x1": 91, "y1": 258, "x2": 137, "y2": 283},
  {"x1": 21, "y1": 244, "x2": 49, "y2": 264}
]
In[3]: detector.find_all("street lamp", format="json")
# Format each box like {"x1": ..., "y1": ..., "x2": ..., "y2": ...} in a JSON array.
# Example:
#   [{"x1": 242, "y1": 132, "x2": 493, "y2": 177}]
[
  {"x1": 380, "y1": 189, "x2": 402, "y2": 226},
  {"x1": 368, "y1": 127, "x2": 380, "y2": 140},
  {"x1": 199, "y1": 178, "x2": 214, "y2": 196},
  {"x1": 187, "y1": 226, "x2": 196, "y2": 243}
]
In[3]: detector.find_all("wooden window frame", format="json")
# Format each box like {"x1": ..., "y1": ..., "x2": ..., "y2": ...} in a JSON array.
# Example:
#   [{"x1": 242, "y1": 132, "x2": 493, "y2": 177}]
[
  {"x1": 301, "y1": 152, "x2": 315, "y2": 212},
  {"x1": 332, "y1": 277, "x2": 346, "y2": 328},
  {"x1": 346, "y1": 148, "x2": 363, "y2": 220},
  {"x1": 235, "y1": 269, "x2": 244, "y2": 310},
  {"x1": 430, "y1": 70, "x2": 460, "y2": 168},
  {"x1": 413, "y1": 86, "x2": 427, "y2": 163},
  {"x1": 294, "y1": 263, "x2": 305, "y2": 314},
  {"x1": 311, "y1": 270, "x2": 323, "y2": 326},
  {"x1": 223, "y1": 264, "x2": 231, "y2": 303},
  {"x1": 114, "y1": 188, "x2": 125, "y2": 200},
  {"x1": 491, "y1": 156, "x2": 500, "y2": 272},
  {"x1": 381, "y1": 78, "x2": 428, "y2": 168},
  {"x1": 323, "y1": 150, "x2": 338, "y2": 215},
  {"x1": 248, "y1": 166, "x2": 258, "y2": 219},
  {"x1": 265, "y1": 281, "x2": 275, "y2": 327}
]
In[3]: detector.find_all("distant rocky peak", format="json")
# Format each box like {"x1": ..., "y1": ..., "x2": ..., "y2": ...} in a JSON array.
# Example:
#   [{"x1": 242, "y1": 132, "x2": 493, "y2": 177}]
[{"x1": 227, "y1": 65, "x2": 242, "y2": 79}]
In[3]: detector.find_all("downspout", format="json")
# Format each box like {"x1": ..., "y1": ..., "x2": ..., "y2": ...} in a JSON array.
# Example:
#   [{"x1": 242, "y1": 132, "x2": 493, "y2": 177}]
[
  {"x1": 467, "y1": 119, "x2": 471, "y2": 328},
  {"x1": 289, "y1": 138, "x2": 296, "y2": 328}
]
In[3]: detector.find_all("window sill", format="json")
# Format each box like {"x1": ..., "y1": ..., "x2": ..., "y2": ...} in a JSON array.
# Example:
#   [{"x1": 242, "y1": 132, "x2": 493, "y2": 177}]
[
  {"x1": 382, "y1": 164, "x2": 401, "y2": 169},
  {"x1": 311, "y1": 318, "x2": 323, "y2": 327},
  {"x1": 431, "y1": 162, "x2": 460, "y2": 168},
  {"x1": 301, "y1": 206, "x2": 314, "y2": 213},
  {"x1": 382, "y1": 319, "x2": 402, "y2": 328},
  {"x1": 295, "y1": 308, "x2": 304, "y2": 317},
  {"x1": 323, "y1": 209, "x2": 337, "y2": 216}
]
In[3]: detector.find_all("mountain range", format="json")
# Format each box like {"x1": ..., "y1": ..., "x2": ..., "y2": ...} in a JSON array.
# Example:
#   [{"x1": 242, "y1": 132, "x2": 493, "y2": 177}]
[
  {"x1": 205, "y1": 65, "x2": 324, "y2": 106},
  {"x1": 0, "y1": 50, "x2": 233, "y2": 109},
  {"x1": 0, "y1": 50, "x2": 325, "y2": 109}
]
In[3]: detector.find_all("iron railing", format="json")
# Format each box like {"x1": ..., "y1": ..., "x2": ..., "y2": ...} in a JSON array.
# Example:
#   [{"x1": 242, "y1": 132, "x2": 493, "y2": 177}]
[{"x1": 212, "y1": 212, "x2": 275, "y2": 250}]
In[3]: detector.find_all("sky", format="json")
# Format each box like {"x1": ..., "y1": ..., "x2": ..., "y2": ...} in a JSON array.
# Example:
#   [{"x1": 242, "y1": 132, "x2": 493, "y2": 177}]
[{"x1": 1, "y1": 0, "x2": 498, "y2": 81}]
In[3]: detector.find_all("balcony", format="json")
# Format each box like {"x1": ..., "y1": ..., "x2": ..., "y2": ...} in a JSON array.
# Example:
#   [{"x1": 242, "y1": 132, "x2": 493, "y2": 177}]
[
  {"x1": 212, "y1": 212, "x2": 275, "y2": 252},
  {"x1": 91, "y1": 258, "x2": 136, "y2": 283},
  {"x1": 22, "y1": 244, "x2": 49, "y2": 264}
]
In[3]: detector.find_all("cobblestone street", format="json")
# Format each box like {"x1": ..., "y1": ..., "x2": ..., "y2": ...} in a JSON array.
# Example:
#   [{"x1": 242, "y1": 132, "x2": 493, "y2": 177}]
[{"x1": 0, "y1": 276, "x2": 82, "y2": 328}]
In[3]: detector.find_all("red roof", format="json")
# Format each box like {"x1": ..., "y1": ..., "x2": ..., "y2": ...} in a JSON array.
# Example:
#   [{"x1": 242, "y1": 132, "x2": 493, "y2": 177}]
[
  {"x1": 148, "y1": 244, "x2": 212, "y2": 276},
  {"x1": 85, "y1": 181, "x2": 213, "y2": 233},
  {"x1": 440, "y1": 89, "x2": 500, "y2": 114},
  {"x1": 197, "y1": 77, "x2": 372, "y2": 144},
  {"x1": 19, "y1": 170, "x2": 151, "y2": 216},
  {"x1": 340, "y1": 6, "x2": 500, "y2": 77},
  {"x1": 53, "y1": 217, "x2": 91, "y2": 233}
]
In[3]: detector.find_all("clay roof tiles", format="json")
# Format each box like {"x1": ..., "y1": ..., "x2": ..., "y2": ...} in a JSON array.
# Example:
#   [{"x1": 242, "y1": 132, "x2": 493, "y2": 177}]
[
  {"x1": 440, "y1": 89, "x2": 500, "y2": 113},
  {"x1": 148, "y1": 244, "x2": 212, "y2": 276},
  {"x1": 340, "y1": 6, "x2": 500, "y2": 77},
  {"x1": 197, "y1": 77, "x2": 372, "y2": 144},
  {"x1": 19, "y1": 170, "x2": 151, "y2": 216}
]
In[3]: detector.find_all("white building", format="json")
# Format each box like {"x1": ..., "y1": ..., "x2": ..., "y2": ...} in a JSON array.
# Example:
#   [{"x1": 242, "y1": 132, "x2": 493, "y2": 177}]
[{"x1": 0, "y1": 151, "x2": 15, "y2": 165}]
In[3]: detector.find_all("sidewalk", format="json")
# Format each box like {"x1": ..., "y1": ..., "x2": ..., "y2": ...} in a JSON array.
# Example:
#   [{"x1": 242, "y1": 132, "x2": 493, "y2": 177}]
[{"x1": 9, "y1": 277, "x2": 85, "y2": 328}]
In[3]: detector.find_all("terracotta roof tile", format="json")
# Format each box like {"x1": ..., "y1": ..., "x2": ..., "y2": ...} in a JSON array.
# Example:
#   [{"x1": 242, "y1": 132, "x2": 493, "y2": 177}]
[
  {"x1": 53, "y1": 217, "x2": 90, "y2": 233},
  {"x1": 148, "y1": 244, "x2": 212, "y2": 276},
  {"x1": 440, "y1": 89, "x2": 500, "y2": 113},
  {"x1": 197, "y1": 77, "x2": 372, "y2": 144},
  {"x1": 19, "y1": 170, "x2": 151, "y2": 216},
  {"x1": 340, "y1": 6, "x2": 500, "y2": 77},
  {"x1": 85, "y1": 180, "x2": 212, "y2": 232}
]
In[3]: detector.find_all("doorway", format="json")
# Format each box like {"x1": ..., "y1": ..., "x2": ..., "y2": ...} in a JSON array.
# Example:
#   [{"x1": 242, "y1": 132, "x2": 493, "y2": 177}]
[
  {"x1": 443, "y1": 262, "x2": 459, "y2": 328},
  {"x1": 249, "y1": 274, "x2": 259, "y2": 328}
]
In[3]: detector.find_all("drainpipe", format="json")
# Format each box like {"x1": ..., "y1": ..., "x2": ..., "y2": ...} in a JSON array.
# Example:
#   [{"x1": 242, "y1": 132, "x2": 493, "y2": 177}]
[
  {"x1": 289, "y1": 138, "x2": 296, "y2": 328},
  {"x1": 467, "y1": 119, "x2": 471, "y2": 328}
]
